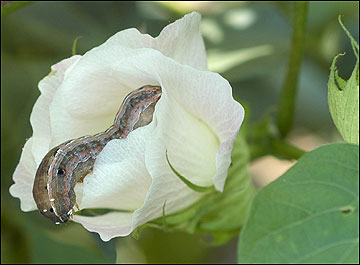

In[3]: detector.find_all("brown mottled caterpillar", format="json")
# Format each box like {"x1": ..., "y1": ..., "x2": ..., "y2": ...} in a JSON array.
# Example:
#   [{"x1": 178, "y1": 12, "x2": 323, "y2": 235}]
[{"x1": 32, "y1": 85, "x2": 162, "y2": 224}]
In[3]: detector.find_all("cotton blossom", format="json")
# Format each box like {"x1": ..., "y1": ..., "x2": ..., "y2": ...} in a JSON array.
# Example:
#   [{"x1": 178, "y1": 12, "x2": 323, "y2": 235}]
[{"x1": 9, "y1": 12, "x2": 244, "y2": 241}]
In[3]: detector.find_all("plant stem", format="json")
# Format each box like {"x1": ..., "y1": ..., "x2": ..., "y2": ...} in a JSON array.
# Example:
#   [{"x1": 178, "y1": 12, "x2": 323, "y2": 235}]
[
  {"x1": 269, "y1": 137, "x2": 306, "y2": 160},
  {"x1": 276, "y1": 2, "x2": 308, "y2": 138}
]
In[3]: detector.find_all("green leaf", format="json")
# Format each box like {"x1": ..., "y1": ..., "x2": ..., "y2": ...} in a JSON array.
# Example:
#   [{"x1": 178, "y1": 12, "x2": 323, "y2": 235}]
[
  {"x1": 328, "y1": 18, "x2": 359, "y2": 145},
  {"x1": 237, "y1": 143, "x2": 359, "y2": 263}
]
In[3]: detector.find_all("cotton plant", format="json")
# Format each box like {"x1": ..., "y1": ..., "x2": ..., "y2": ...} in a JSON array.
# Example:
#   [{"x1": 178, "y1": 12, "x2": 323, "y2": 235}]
[{"x1": 7, "y1": 5, "x2": 359, "y2": 264}]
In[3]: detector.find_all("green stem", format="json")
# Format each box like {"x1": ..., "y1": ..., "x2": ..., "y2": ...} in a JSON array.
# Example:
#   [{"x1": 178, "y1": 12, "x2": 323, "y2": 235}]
[
  {"x1": 269, "y1": 137, "x2": 306, "y2": 160},
  {"x1": 246, "y1": 115, "x2": 306, "y2": 161},
  {"x1": 276, "y1": 2, "x2": 308, "y2": 138}
]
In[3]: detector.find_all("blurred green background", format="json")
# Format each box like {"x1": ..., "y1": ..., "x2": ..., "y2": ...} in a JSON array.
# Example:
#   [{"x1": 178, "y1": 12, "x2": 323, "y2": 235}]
[{"x1": 1, "y1": 1, "x2": 359, "y2": 263}]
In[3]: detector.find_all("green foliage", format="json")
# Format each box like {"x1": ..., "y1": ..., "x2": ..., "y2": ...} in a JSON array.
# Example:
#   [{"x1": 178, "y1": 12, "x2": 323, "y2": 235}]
[
  {"x1": 238, "y1": 143, "x2": 359, "y2": 263},
  {"x1": 244, "y1": 113, "x2": 306, "y2": 162},
  {"x1": 328, "y1": 17, "x2": 359, "y2": 145},
  {"x1": 2, "y1": 2, "x2": 359, "y2": 263}
]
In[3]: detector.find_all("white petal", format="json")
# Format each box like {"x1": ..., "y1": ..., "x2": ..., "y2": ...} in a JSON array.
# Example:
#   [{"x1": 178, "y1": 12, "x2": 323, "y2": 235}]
[
  {"x1": 73, "y1": 125, "x2": 156, "y2": 241},
  {"x1": 49, "y1": 12, "x2": 206, "y2": 145},
  {"x1": 9, "y1": 138, "x2": 37, "y2": 211},
  {"x1": 149, "y1": 90, "x2": 218, "y2": 187},
  {"x1": 155, "y1": 12, "x2": 207, "y2": 70},
  {"x1": 30, "y1": 55, "x2": 82, "y2": 164},
  {"x1": 49, "y1": 47, "x2": 159, "y2": 145},
  {"x1": 132, "y1": 131, "x2": 204, "y2": 230},
  {"x1": 51, "y1": 55, "x2": 82, "y2": 73},
  {"x1": 73, "y1": 212, "x2": 133, "y2": 241},
  {"x1": 103, "y1": 12, "x2": 207, "y2": 70},
  {"x1": 75, "y1": 125, "x2": 152, "y2": 211},
  {"x1": 156, "y1": 63, "x2": 244, "y2": 191}
]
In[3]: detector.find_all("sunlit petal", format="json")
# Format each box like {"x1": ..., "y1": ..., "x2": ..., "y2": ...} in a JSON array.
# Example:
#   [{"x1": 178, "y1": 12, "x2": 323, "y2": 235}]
[{"x1": 73, "y1": 212, "x2": 133, "y2": 241}]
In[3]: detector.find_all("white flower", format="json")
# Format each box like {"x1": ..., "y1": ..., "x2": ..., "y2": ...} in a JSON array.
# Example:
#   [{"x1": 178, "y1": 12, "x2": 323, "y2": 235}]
[{"x1": 9, "y1": 12, "x2": 244, "y2": 241}]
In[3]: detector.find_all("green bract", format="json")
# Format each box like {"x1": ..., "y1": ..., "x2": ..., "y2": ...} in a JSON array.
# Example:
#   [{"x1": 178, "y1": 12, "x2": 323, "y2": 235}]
[{"x1": 328, "y1": 17, "x2": 359, "y2": 145}]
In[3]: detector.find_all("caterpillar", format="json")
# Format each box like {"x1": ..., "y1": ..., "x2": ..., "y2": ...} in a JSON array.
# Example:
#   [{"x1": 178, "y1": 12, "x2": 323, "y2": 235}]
[{"x1": 32, "y1": 85, "x2": 162, "y2": 224}]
